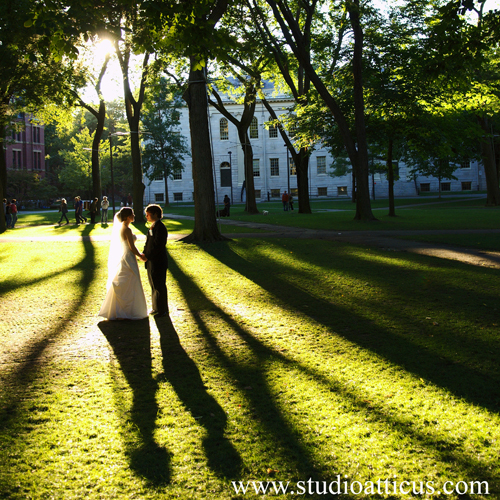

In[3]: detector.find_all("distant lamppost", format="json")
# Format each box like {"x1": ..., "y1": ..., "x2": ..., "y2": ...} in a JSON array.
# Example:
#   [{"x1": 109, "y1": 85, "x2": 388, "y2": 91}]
[
  {"x1": 285, "y1": 145, "x2": 290, "y2": 194},
  {"x1": 228, "y1": 150, "x2": 233, "y2": 203}
]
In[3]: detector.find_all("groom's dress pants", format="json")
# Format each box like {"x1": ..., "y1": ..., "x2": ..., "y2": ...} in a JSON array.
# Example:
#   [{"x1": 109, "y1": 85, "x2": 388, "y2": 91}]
[{"x1": 147, "y1": 262, "x2": 168, "y2": 314}]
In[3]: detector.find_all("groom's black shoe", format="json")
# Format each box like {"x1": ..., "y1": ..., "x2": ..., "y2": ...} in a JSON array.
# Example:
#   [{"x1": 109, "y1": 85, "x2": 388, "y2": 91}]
[{"x1": 155, "y1": 312, "x2": 168, "y2": 318}]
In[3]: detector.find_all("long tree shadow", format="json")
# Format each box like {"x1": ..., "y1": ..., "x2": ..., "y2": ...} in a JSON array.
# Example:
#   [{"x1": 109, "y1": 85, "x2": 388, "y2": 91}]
[
  {"x1": 173, "y1": 245, "x2": 500, "y2": 490},
  {"x1": 98, "y1": 318, "x2": 171, "y2": 485},
  {"x1": 168, "y1": 256, "x2": 332, "y2": 486},
  {"x1": 155, "y1": 315, "x2": 241, "y2": 479},
  {"x1": 203, "y1": 241, "x2": 500, "y2": 414},
  {"x1": 0, "y1": 227, "x2": 99, "y2": 497}
]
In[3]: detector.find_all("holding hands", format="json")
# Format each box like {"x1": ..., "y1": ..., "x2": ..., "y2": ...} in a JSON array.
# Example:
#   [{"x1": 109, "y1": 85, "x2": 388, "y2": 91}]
[{"x1": 139, "y1": 253, "x2": 147, "y2": 262}]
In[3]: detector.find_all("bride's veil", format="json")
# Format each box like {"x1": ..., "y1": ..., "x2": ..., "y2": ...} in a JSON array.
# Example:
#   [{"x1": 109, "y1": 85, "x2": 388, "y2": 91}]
[{"x1": 107, "y1": 213, "x2": 124, "y2": 289}]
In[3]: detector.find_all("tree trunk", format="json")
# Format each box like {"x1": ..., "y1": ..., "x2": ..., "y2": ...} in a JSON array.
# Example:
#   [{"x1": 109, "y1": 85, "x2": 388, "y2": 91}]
[
  {"x1": 349, "y1": 0, "x2": 375, "y2": 221},
  {"x1": 478, "y1": 116, "x2": 500, "y2": 206},
  {"x1": 181, "y1": 62, "x2": 224, "y2": 242},
  {"x1": 238, "y1": 129, "x2": 259, "y2": 214},
  {"x1": 352, "y1": 170, "x2": 356, "y2": 203},
  {"x1": 387, "y1": 138, "x2": 395, "y2": 217},
  {"x1": 296, "y1": 150, "x2": 311, "y2": 213},
  {"x1": 164, "y1": 174, "x2": 170, "y2": 207}
]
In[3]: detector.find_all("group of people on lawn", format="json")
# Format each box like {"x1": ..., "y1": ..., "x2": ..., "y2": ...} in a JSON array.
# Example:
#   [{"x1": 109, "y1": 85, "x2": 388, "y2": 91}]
[{"x1": 57, "y1": 196, "x2": 110, "y2": 225}]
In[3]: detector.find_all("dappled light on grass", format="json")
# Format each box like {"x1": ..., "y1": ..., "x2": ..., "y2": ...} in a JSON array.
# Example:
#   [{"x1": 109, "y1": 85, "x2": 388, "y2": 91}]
[
  {"x1": 167, "y1": 240, "x2": 500, "y2": 494},
  {"x1": 1, "y1": 234, "x2": 499, "y2": 498}
]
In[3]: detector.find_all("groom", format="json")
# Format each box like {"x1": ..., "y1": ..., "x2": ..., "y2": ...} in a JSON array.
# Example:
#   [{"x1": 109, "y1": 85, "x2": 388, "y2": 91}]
[{"x1": 143, "y1": 204, "x2": 168, "y2": 317}]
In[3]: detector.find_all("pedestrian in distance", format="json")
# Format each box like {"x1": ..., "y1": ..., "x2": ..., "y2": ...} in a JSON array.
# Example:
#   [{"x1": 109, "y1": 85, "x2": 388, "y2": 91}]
[
  {"x1": 58, "y1": 198, "x2": 69, "y2": 225},
  {"x1": 101, "y1": 196, "x2": 110, "y2": 224},
  {"x1": 4, "y1": 199, "x2": 12, "y2": 229},
  {"x1": 282, "y1": 190, "x2": 289, "y2": 211},
  {"x1": 10, "y1": 199, "x2": 18, "y2": 228}
]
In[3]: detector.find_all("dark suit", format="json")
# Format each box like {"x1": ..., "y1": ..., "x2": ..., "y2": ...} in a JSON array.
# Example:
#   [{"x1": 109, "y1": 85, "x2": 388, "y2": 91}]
[{"x1": 144, "y1": 219, "x2": 168, "y2": 314}]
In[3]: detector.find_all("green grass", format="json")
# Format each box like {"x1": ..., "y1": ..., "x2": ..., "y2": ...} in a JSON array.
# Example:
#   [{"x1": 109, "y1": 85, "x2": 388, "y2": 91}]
[{"x1": 1, "y1": 226, "x2": 499, "y2": 498}]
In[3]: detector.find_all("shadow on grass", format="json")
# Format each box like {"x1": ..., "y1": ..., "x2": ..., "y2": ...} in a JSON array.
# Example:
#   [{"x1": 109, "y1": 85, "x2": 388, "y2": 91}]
[
  {"x1": 0, "y1": 225, "x2": 97, "y2": 496},
  {"x1": 168, "y1": 256, "x2": 327, "y2": 484},
  {"x1": 204, "y1": 241, "x2": 500, "y2": 414},
  {"x1": 192, "y1": 241, "x2": 500, "y2": 487},
  {"x1": 98, "y1": 319, "x2": 171, "y2": 485},
  {"x1": 154, "y1": 314, "x2": 241, "y2": 480}
]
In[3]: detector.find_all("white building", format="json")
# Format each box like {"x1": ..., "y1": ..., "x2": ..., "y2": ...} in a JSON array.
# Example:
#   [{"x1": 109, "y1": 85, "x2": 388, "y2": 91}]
[{"x1": 143, "y1": 82, "x2": 486, "y2": 205}]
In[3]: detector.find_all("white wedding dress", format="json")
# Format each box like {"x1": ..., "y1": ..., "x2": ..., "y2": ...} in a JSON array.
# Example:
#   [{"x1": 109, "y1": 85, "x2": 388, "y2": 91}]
[{"x1": 98, "y1": 219, "x2": 148, "y2": 320}]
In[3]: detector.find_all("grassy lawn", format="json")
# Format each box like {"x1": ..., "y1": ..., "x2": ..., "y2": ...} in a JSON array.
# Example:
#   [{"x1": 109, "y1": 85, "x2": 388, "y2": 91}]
[{"x1": 0, "y1": 223, "x2": 499, "y2": 498}]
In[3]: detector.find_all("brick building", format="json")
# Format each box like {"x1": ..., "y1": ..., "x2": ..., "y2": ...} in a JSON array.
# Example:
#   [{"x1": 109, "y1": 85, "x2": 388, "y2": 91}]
[{"x1": 5, "y1": 113, "x2": 45, "y2": 178}]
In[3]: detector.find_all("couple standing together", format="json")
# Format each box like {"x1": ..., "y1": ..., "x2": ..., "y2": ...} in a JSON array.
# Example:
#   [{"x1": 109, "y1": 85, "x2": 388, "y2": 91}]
[{"x1": 98, "y1": 204, "x2": 168, "y2": 321}]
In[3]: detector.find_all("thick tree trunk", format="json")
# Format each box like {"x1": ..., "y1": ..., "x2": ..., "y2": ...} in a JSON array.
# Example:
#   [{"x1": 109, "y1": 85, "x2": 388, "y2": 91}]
[
  {"x1": 349, "y1": 0, "x2": 375, "y2": 221},
  {"x1": 387, "y1": 139, "x2": 395, "y2": 217},
  {"x1": 181, "y1": 63, "x2": 224, "y2": 242},
  {"x1": 238, "y1": 129, "x2": 259, "y2": 214},
  {"x1": 296, "y1": 150, "x2": 311, "y2": 213},
  {"x1": 478, "y1": 116, "x2": 500, "y2": 206}
]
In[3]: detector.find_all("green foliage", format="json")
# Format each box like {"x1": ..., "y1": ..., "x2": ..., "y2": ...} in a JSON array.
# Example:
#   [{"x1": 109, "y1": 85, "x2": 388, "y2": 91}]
[{"x1": 141, "y1": 80, "x2": 188, "y2": 183}]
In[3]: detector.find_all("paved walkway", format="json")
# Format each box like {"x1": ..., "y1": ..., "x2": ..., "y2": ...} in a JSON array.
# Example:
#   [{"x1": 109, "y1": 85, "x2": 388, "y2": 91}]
[{"x1": 2, "y1": 212, "x2": 500, "y2": 268}]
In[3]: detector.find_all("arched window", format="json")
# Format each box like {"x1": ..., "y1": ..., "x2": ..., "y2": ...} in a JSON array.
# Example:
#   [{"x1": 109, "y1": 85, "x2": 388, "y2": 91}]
[
  {"x1": 220, "y1": 161, "x2": 231, "y2": 187},
  {"x1": 249, "y1": 117, "x2": 258, "y2": 139},
  {"x1": 220, "y1": 118, "x2": 229, "y2": 140}
]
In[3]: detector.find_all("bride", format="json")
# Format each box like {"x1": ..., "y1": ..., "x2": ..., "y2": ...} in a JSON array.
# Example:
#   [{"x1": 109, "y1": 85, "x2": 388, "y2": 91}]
[{"x1": 98, "y1": 207, "x2": 148, "y2": 320}]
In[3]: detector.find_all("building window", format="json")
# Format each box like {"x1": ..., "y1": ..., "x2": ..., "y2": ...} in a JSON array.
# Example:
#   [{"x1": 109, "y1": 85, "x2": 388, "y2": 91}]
[
  {"x1": 172, "y1": 171, "x2": 182, "y2": 180},
  {"x1": 250, "y1": 117, "x2": 258, "y2": 139},
  {"x1": 33, "y1": 151, "x2": 42, "y2": 170},
  {"x1": 318, "y1": 187, "x2": 328, "y2": 196},
  {"x1": 153, "y1": 175, "x2": 163, "y2": 181},
  {"x1": 33, "y1": 126, "x2": 41, "y2": 144},
  {"x1": 253, "y1": 159, "x2": 260, "y2": 177},
  {"x1": 461, "y1": 160, "x2": 471, "y2": 169},
  {"x1": 220, "y1": 161, "x2": 231, "y2": 187},
  {"x1": 420, "y1": 183, "x2": 430, "y2": 192},
  {"x1": 174, "y1": 192, "x2": 183, "y2": 201},
  {"x1": 155, "y1": 193, "x2": 165, "y2": 202},
  {"x1": 461, "y1": 181, "x2": 472, "y2": 191},
  {"x1": 268, "y1": 117, "x2": 278, "y2": 138},
  {"x1": 13, "y1": 150, "x2": 22, "y2": 169},
  {"x1": 441, "y1": 182, "x2": 451, "y2": 191},
  {"x1": 289, "y1": 157, "x2": 296, "y2": 176},
  {"x1": 270, "y1": 158, "x2": 279, "y2": 176},
  {"x1": 291, "y1": 188, "x2": 298, "y2": 196},
  {"x1": 317, "y1": 156, "x2": 327, "y2": 175},
  {"x1": 254, "y1": 189, "x2": 261, "y2": 199},
  {"x1": 338, "y1": 186, "x2": 348, "y2": 196},
  {"x1": 220, "y1": 118, "x2": 228, "y2": 140},
  {"x1": 271, "y1": 189, "x2": 281, "y2": 198},
  {"x1": 12, "y1": 131, "x2": 22, "y2": 142}
]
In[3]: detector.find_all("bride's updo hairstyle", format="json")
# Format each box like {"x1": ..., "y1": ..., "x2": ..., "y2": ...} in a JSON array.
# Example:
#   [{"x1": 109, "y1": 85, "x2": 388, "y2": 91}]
[{"x1": 117, "y1": 207, "x2": 133, "y2": 222}]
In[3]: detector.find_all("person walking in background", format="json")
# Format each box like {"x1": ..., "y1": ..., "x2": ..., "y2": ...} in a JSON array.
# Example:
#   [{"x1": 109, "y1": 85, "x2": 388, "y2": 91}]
[
  {"x1": 89, "y1": 197, "x2": 99, "y2": 224},
  {"x1": 282, "y1": 190, "x2": 289, "y2": 211},
  {"x1": 74, "y1": 196, "x2": 87, "y2": 224},
  {"x1": 4, "y1": 199, "x2": 12, "y2": 229},
  {"x1": 10, "y1": 199, "x2": 18, "y2": 228},
  {"x1": 289, "y1": 193, "x2": 294, "y2": 211},
  {"x1": 58, "y1": 198, "x2": 69, "y2": 225},
  {"x1": 143, "y1": 204, "x2": 169, "y2": 317},
  {"x1": 101, "y1": 196, "x2": 110, "y2": 224},
  {"x1": 223, "y1": 194, "x2": 231, "y2": 216}
]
